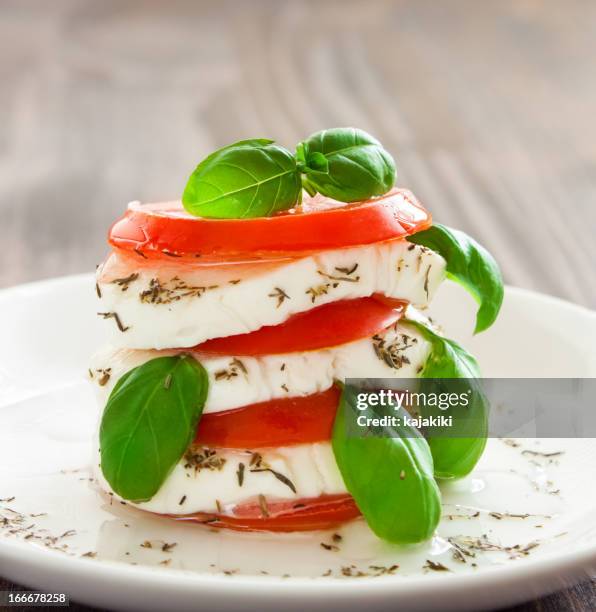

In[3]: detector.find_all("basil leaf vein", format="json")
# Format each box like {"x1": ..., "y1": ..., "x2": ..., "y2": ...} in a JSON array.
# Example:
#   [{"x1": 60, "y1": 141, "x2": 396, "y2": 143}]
[
  {"x1": 408, "y1": 223, "x2": 503, "y2": 333},
  {"x1": 332, "y1": 384, "x2": 441, "y2": 543},
  {"x1": 99, "y1": 355, "x2": 208, "y2": 502}
]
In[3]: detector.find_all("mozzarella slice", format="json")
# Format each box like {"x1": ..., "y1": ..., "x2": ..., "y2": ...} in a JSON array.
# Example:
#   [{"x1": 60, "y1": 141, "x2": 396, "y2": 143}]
[
  {"x1": 89, "y1": 312, "x2": 431, "y2": 414},
  {"x1": 96, "y1": 240, "x2": 445, "y2": 349},
  {"x1": 93, "y1": 442, "x2": 346, "y2": 515}
]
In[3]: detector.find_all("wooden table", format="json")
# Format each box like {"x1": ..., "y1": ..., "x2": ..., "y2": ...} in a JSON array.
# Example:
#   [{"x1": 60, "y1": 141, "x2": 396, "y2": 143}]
[{"x1": 0, "y1": 1, "x2": 594, "y2": 609}]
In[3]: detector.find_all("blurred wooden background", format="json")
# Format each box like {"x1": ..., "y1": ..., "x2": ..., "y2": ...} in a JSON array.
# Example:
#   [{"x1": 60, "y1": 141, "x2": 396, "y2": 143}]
[
  {"x1": 0, "y1": 0, "x2": 594, "y2": 609},
  {"x1": 1, "y1": 0, "x2": 595, "y2": 307}
]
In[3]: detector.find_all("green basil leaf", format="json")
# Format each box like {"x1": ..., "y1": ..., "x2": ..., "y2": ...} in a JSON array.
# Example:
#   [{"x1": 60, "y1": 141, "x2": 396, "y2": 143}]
[
  {"x1": 297, "y1": 127, "x2": 396, "y2": 202},
  {"x1": 99, "y1": 355, "x2": 208, "y2": 502},
  {"x1": 332, "y1": 384, "x2": 441, "y2": 543},
  {"x1": 408, "y1": 224, "x2": 503, "y2": 333},
  {"x1": 182, "y1": 139, "x2": 302, "y2": 218},
  {"x1": 407, "y1": 317, "x2": 481, "y2": 379},
  {"x1": 405, "y1": 318, "x2": 488, "y2": 479}
]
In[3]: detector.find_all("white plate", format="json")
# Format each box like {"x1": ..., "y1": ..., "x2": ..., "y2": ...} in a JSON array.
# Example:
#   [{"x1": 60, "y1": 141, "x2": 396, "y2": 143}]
[{"x1": 0, "y1": 275, "x2": 595, "y2": 612}]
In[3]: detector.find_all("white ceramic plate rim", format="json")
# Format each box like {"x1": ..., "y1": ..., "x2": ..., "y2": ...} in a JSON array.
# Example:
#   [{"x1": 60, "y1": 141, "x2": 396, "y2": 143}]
[{"x1": 1, "y1": 531, "x2": 595, "y2": 600}]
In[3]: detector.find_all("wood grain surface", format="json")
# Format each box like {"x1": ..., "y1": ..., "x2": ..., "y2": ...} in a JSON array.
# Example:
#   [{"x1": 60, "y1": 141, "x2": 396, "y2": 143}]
[{"x1": 0, "y1": 0, "x2": 594, "y2": 610}]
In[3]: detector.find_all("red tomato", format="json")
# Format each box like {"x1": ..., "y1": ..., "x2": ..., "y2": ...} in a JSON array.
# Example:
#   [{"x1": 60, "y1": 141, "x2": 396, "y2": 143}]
[
  {"x1": 195, "y1": 387, "x2": 340, "y2": 448},
  {"x1": 195, "y1": 296, "x2": 405, "y2": 356},
  {"x1": 109, "y1": 188, "x2": 431, "y2": 261},
  {"x1": 170, "y1": 494, "x2": 361, "y2": 532}
]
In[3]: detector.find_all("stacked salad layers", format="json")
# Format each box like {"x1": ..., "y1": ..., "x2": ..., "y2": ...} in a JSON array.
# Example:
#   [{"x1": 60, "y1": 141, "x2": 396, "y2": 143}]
[{"x1": 91, "y1": 129, "x2": 503, "y2": 543}]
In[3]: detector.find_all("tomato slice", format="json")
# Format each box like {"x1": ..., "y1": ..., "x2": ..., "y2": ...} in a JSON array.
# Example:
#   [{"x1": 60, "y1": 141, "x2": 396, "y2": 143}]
[
  {"x1": 170, "y1": 494, "x2": 360, "y2": 532},
  {"x1": 109, "y1": 188, "x2": 431, "y2": 261},
  {"x1": 195, "y1": 296, "x2": 405, "y2": 356},
  {"x1": 196, "y1": 387, "x2": 340, "y2": 448}
]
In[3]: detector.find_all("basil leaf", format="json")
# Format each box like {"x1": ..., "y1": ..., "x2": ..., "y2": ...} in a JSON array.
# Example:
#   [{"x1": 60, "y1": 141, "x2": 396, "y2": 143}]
[
  {"x1": 99, "y1": 355, "x2": 208, "y2": 502},
  {"x1": 332, "y1": 384, "x2": 441, "y2": 543},
  {"x1": 405, "y1": 318, "x2": 488, "y2": 479},
  {"x1": 182, "y1": 139, "x2": 302, "y2": 218},
  {"x1": 408, "y1": 224, "x2": 503, "y2": 333},
  {"x1": 407, "y1": 317, "x2": 481, "y2": 379},
  {"x1": 296, "y1": 127, "x2": 396, "y2": 202}
]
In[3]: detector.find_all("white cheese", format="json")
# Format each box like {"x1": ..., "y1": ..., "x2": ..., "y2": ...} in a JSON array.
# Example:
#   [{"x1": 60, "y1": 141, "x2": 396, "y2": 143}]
[
  {"x1": 89, "y1": 312, "x2": 431, "y2": 414},
  {"x1": 93, "y1": 441, "x2": 347, "y2": 515},
  {"x1": 96, "y1": 240, "x2": 445, "y2": 349}
]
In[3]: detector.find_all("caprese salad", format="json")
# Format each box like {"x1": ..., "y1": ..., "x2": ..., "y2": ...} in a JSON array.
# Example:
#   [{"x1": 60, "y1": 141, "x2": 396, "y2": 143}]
[{"x1": 91, "y1": 128, "x2": 502, "y2": 543}]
